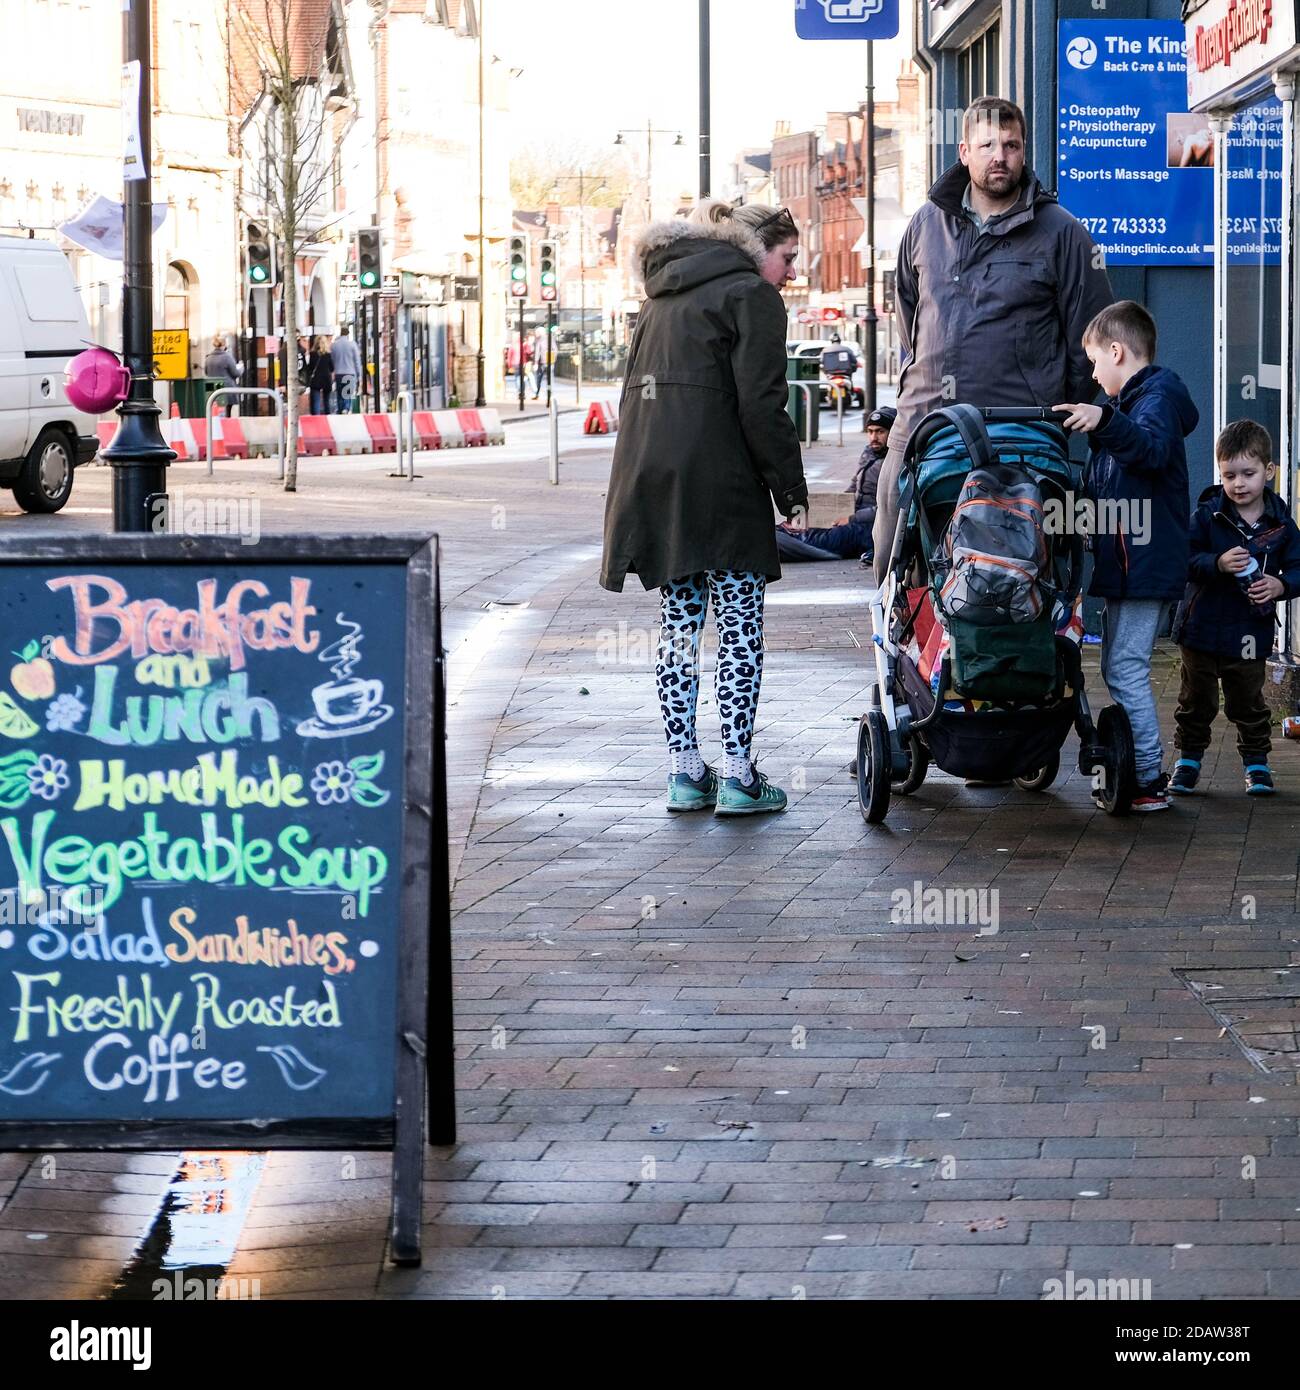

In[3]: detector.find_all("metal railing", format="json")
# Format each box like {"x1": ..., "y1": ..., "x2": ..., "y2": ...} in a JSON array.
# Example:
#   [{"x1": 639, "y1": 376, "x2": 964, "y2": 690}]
[
  {"x1": 826, "y1": 376, "x2": 850, "y2": 448},
  {"x1": 390, "y1": 388, "x2": 418, "y2": 481},
  {"x1": 789, "y1": 382, "x2": 817, "y2": 448},
  {"x1": 205, "y1": 387, "x2": 284, "y2": 480}
]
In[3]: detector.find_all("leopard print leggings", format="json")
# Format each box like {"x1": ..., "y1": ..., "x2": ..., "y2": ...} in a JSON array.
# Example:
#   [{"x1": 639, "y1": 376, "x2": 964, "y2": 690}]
[{"x1": 656, "y1": 571, "x2": 766, "y2": 758}]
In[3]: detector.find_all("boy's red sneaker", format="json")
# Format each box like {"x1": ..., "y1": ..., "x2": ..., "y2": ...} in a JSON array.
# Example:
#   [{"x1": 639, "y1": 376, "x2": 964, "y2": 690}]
[{"x1": 1132, "y1": 773, "x2": 1171, "y2": 812}]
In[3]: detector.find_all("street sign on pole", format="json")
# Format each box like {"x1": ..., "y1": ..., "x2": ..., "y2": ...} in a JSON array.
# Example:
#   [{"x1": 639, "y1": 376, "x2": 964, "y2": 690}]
[
  {"x1": 151, "y1": 328, "x2": 188, "y2": 380},
  {"x1": 794, "y1": 0, "x2": 898, "y2": 41}
]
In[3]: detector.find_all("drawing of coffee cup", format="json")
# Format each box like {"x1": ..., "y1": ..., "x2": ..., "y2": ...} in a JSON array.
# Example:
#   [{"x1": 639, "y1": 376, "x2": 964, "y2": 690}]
[{"x1": 312, "y1": 677, "x2": 384, "y2": 726}]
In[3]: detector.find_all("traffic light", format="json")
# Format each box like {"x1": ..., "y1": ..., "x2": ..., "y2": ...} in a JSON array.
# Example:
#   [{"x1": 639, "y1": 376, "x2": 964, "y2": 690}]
[
  {"x1": 356, "y1": 227, "x2": 382, "y2": 292},
  {"x1": 539, "y1": 239, "x2": 558, "y2": 303},
  {"x1": 246, "y1": 221, "x2": 273, "y2": 287},
  {"x1": 508, "y1": 234, "x2": 529, "y2": 299}
]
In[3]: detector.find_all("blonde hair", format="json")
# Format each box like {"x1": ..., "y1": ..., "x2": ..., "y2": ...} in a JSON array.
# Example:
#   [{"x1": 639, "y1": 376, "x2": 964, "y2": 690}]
[{"x1": 690, "y1": 199, "x2": 798, "y2": 249}]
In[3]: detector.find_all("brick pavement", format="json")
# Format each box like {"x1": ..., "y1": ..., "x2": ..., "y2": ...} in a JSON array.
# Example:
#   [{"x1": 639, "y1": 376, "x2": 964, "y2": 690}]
[{"x1": 3, "y1": 425, "x2": 1300, "y2": 1300}]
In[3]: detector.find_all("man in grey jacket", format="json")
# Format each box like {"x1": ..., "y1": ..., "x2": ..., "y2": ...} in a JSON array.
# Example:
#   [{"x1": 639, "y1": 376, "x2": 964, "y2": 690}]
[
  {"x1": 872, "y1": 96, "x2": 1113, "y2": 582},
  {"x1": 330, "y1": 326, "x2": 363, "y2": 415}
]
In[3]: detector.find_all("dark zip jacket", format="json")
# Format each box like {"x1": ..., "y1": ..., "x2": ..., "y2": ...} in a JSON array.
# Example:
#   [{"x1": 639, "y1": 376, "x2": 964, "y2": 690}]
[
  {"x1": 1084, "y1": 364, "x2": 1199, "y2": 602},
  {"x1": 888, "y1": 161, "x2": 1113, "y2": 462},
  {"x1": 1172, "y1": 484, "x2": 1300, "y2": 659},
  {"x1": 601, "y1": 218, "x2": 808, "y2": 592}
]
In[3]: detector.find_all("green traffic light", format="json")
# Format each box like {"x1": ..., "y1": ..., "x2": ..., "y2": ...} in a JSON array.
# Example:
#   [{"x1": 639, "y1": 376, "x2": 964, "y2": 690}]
[
  {"x1": 360, "y1": 271, "x2": 378, "y2": 288},
  {"x1": 249, "y1": 265, "x2": 269, "y2": 284}
]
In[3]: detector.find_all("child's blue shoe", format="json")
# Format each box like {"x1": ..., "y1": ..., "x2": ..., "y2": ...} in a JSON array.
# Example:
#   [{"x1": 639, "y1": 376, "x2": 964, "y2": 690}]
[
  {"x1": 1169, "y1": 759, "x2": 1201, "y2": 795},
  {"x1": 1245, "y1": 765, "x2": 1275, "y2": 796}
]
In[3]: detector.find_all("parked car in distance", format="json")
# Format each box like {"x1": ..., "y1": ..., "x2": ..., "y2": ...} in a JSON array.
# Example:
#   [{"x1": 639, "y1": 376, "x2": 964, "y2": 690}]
[{"x1": 0, "y1": 236, "x2": 97, "y2": 512}]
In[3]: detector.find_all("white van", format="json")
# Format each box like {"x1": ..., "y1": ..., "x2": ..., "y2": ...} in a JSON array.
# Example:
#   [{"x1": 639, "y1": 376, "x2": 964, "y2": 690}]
[{"x1": 0, "y1": 236, "x2": 98, "y2": 512}]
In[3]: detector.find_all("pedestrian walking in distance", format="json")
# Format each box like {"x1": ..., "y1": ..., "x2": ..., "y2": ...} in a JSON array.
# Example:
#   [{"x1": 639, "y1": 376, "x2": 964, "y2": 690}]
[
  {"x1": 204, "y1": 335, "x2": 241, "y2": 387},
  {"x1": 307, "y1": 335, "x2": 334, "y2": 417},
  {"x1": 601, "y1": 200, "x2": 808, "y2": 816},
  {"x1": 330, "y1": 326, "x2": 362, "y2": 415}
]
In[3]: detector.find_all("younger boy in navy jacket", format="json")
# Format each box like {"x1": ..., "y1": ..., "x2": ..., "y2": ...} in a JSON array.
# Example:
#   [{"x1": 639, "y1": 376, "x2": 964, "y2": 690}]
[{"x1": 1170, "y1": 420, "x2": 1300, "y2": 796}]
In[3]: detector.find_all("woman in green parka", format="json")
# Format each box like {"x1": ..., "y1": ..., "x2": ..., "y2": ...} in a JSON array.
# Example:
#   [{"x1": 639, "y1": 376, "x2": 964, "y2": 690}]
[{"x1": 601, "y1": 201, "x2": 808, "y2": 816}]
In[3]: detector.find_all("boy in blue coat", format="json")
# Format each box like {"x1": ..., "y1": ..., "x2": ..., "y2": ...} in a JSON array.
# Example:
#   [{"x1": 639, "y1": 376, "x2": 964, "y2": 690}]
[
  {"x1": 1056, "y1": 300, "x2": 1199, "y2": 812},
  {"x1": 1169, "y1": 420, "x2": 1300, "y2": 796}
]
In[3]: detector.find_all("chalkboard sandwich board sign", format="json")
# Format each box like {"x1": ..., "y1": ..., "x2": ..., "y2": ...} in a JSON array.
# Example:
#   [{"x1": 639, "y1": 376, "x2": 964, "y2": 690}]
[{"x1": 0, "y1": 534, "x2": 452, "y2": 1265}]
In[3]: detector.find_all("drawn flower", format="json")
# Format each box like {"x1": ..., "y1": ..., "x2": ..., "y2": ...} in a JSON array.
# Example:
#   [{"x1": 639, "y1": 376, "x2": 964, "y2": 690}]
[
  {"x1": 27, "y1": 754, "x2": 69, "y2": 800},
  {"x1": 311, "y1": 760, "x2": 355, "y2": 805},
  {"x1": 45, "y1": 688, "x2": 86, "y2": 733}
]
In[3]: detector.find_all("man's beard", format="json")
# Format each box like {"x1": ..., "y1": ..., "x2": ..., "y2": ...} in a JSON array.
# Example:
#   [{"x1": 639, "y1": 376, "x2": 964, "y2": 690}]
[{"x1": 974, "y1": 166, "x2": 1019, "y2": 197}]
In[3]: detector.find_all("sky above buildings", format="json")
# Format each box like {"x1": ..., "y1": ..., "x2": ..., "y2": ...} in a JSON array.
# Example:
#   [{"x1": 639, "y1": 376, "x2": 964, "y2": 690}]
[{"x1": 496, "y1": 0, "x2": 914, "y2": 188}]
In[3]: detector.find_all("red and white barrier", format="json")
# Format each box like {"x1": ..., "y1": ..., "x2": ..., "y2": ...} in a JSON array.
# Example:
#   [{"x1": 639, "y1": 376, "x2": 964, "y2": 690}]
[
  {"x1": 583, "y1": 400, "x2": 619, "y2": 434},
  {"x1": 101, "y1": 407, "x2": 506, "y2": 462},
  {"x1": 325, "y1": 414, "x2": 371, "y2": 456}
]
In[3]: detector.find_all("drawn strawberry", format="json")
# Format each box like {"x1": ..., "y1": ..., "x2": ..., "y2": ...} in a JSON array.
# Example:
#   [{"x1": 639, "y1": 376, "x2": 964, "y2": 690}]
[{"x1": 11, "y1": 641, "x2": 54, "y2": 701}]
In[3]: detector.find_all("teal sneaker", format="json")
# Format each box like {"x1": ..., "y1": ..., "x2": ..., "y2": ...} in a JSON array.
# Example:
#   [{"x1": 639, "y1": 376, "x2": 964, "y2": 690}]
[
  {"x1": 666, "y1": 767, "x2": 718, "y2": 812},
  {"x1": 715, "y1": 766, "x2": 788, "y2": 816}
]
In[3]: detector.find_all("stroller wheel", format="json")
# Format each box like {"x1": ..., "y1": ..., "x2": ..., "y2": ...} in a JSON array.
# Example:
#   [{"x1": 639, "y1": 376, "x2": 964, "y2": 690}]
[
  {"x1": 857, "y1": 710, "x2": 892, "y2": 824},
  {"x1": 1092, "y1": 706, "x2": 1136, "y2": 816},
  {"x1": 892, "y1": 735, "x2": 929, "y2": 795},
  {"x1": 1013, "y1": 752, "x2": 1060, "y2": 793}
]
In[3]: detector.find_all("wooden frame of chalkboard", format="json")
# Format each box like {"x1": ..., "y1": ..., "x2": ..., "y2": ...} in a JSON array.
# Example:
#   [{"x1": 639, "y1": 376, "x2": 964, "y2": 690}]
[{"x1": 0, "y1": 534, "x2": 453, "y2": 1266}]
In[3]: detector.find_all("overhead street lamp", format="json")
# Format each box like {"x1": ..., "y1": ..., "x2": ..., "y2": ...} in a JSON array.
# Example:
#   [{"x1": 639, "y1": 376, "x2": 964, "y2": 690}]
[{"x1": 615, "y1": 120, "x2": 684, "y2": 225}]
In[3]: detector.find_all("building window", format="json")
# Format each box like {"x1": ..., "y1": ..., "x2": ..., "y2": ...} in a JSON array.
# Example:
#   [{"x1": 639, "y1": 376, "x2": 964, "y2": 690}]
[{"x1": 958, "y1": 21, "x2": 1002, "y2": 109}]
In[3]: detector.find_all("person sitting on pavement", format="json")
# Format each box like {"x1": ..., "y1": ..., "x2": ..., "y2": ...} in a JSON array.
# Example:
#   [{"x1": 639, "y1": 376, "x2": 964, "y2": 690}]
[{"x1": 776, "y1": 405, "x2": 896, "y2": 563}]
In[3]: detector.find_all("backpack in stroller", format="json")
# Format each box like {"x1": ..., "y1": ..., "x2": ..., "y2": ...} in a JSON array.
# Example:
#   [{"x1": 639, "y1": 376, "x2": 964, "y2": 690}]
[{"x1": 855, "y1": 404, "x2": 1137, "y2": 824}]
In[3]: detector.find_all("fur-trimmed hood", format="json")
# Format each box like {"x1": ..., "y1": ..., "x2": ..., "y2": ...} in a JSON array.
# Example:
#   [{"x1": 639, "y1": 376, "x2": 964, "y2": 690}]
[{"x1": 635, "y1": 216, "x2": 766, "y2": 298}]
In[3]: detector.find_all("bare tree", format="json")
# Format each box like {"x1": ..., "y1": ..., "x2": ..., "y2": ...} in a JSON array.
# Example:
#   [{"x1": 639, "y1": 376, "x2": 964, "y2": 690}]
[
  {"x1": 511, "y1": 141, "x2": 634, "y2": 212},
  {"x1": 231, "y1": 0, "x2": 350, "y2": 491}
]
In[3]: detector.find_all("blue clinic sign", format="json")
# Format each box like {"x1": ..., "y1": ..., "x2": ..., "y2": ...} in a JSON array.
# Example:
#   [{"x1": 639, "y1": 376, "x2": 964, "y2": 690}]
[
  {"x1": 795, "y1": 0, "x2": 899, "y2": 41},
  {"x1": 1058, "y1": 20, "x2": 1211, "y2": 265},
  {"x1": 1057, "y1": 20, "x2": 1280, "y2": 266}
]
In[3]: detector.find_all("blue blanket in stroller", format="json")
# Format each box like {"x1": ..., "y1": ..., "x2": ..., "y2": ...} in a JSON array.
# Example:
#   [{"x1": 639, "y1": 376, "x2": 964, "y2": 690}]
[{"x1": 907, "y1": 420, "x2": 1076, "y2": 507}]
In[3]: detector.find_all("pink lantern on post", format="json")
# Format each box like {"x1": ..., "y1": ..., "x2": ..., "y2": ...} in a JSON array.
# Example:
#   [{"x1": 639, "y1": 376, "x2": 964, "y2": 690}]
[{"x1": 64, "y1": 347, "x2": 130, "y2": 414}]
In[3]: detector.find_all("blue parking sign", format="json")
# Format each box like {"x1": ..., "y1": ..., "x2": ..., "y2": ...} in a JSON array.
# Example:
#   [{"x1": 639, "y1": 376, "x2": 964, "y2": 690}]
[{"x1": 795, "y1": 0, "x2": 899, "y2": 41}]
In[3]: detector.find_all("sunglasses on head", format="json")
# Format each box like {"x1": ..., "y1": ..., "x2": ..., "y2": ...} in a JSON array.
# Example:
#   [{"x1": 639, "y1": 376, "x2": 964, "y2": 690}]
[{"x1": 753, "y1": 206, "x2": 798, "y2": 237}]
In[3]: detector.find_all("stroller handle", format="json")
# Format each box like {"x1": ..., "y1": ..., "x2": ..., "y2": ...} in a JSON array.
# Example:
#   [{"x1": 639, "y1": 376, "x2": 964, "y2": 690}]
[{"x1": 980, "y1": 407, "x2": 1071, "y2": 423}]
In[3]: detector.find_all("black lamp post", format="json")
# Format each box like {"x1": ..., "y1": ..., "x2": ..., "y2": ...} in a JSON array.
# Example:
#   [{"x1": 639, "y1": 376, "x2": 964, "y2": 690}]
[
  {"x1": 862, "y1": 41, "x2": 878, "y2": 424},
  {"x1": 102, "y1": 0, "x2": 173, "y2": 530},
  {"x1": 699, "y1": 0, "x2": 711, "y2": 201}
]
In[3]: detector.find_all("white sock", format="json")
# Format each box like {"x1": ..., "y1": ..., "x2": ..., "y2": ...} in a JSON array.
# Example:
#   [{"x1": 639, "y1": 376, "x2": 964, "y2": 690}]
[
  {"x1": 723, "y1": 753, "x2": 755, "y2": 785},
  {"x1": 671, "y1": 749, "x2": 706, "y2": 780}
]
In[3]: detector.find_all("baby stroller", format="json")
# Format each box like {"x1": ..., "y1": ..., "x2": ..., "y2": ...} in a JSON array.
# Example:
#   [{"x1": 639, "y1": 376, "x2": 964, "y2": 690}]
[{"x1": 857, "y1": 404, "x2": 1136, "y2": 824}]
